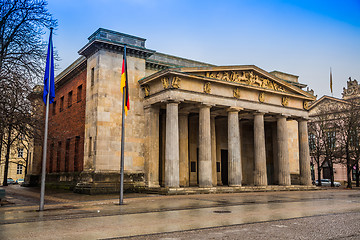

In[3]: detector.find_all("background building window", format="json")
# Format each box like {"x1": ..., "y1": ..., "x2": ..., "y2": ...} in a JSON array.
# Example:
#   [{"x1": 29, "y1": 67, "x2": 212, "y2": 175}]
[
  {"x1": 74, "y1": 136, "x2": 80, "y2": 172},
  {"x1": 326, "y1": 130, "x2": 336, "y2": 149},
  {"x1": 68, "y1": 91, "x2": 73, "y2": 108},
  {"x1": 309, "y1": 133, "x2": 316, "y2": 151},
  {"x1": 17, "y1": 164, "x2": 23, "y2": 174},
  {"x1": 49, "y1": 143, "x2": 54, "y2": 173},
  {"x1": 65, "y1": 138, "x2": 70, "y2": 172},
  {"x1": 57, "y1": 141, "x2": 62, "y2": 172},
  {"x1": 60, "y1": 96, "x2": 64, "y2": 112},
  {"x1": 52, "y1": 101, "x2": 56, "y2": 115},
  {"x1": 18, "y1": 148, "x2": 23, "y2": 158},
  {"x1": 77, "y1": 85, "x2": 82, "y2": 102}
]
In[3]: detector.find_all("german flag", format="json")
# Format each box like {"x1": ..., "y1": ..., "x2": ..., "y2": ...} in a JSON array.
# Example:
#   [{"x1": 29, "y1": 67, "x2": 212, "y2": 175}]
[{"x1": 121, "y1": 46, "x2": 130, "y2": 115}]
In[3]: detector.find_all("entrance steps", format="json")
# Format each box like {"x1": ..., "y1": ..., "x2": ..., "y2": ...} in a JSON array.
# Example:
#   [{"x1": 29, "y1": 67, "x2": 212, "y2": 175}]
[{"x1": 143, "y1": 185, "x2": 320, "y2": 195}]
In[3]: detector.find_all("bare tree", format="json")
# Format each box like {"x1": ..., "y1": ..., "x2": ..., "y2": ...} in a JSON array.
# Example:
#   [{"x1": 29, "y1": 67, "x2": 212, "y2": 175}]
[
  {"x1": 309, "y1": 120, "x2": 325, "y2": 186},
  {"x1": 309, "y1": 103, "x2": 343, "y2": 187},
  {"x1": 336, "y1": 99, "x2": 360, "y2": 189},
  {"x1": 0, "y1": 0, "x2": 56, "y2": 185}
]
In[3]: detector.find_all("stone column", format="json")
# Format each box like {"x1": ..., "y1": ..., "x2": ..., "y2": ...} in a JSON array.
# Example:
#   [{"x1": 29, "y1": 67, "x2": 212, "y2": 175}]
[
  {"x1": 199, "y1": 105, "x2": 212, "y2": 187},
  {"x1": 228, "y1": 108, "x2": 242, "y2": 186},
  {"x1": 211, "y1": 115, "x2": 217, "y2": 186},
  {"x1": 254, "y1": 112, "x2": 267, "y2": 186},
  {"x1": 179, "y1": 112, "x2": 189, "y2": 187},
  {"x1": 160, "y1": 112, "x2": 166, "y2": 186},
  {"x1": 298, "y1": 119, "x2": 312, "y2": 185},
  {"x1": 272, "y1": 122, "x2": 279, "y2": 185},
  {"x1": 144, "y1": 105, "x2": 160, "y2": 187},
  {"x1": 165, "y1": 102, "x2": 180, "y2": 188},
  {"x1": 277, "y1": 115, "x2": 291, "y2": 186}
]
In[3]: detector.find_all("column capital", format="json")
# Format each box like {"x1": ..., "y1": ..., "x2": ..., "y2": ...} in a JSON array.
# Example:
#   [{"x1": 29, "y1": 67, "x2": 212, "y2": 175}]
[
  {"x1": 161, "y1": 98, "x2": 182, "y2": 104},
  {"x1": 199, "y1": 102, "x2": 214, "y2": 108},
  {"x1": 276, "y1": 113, "x2": 290, "y2": 119},
  {"x1": 296, "y1": 117, "x2": 310, "y2": 122},
  {"x1": 253, "y1": 111, "x2": 267, "y2": 116},
  {"x1": 210, "y1": 113, "x2": 218, "y2": 119},
  {"x1": 227, "y1": 107, "x2": 243, "y2": 113}
]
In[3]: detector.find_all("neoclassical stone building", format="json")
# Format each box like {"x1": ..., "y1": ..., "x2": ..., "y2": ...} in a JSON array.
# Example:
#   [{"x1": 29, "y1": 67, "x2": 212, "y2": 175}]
[{"x1": 30, "y1": 28, "x2": 316, "y2": 193}]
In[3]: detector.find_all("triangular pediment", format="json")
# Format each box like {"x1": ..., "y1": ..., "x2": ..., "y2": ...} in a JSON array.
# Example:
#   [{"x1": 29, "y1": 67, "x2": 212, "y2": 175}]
[
  {"x1": 309, "y1": 95, "x2": 349, "y2": 115},
  {"x1": 177, "y1": 65, "x2": 315, "y2": 100}
]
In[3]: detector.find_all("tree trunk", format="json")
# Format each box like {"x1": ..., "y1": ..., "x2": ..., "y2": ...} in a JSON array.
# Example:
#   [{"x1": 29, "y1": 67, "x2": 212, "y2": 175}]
[
  {"x1": 346, "y1": 157, "x2": 352, "y2": 189},
  {"x1": 317, "y1": 159, "x2": 322, "y2": 186},
  {"x1": 0, "y1": 130, "x2": 3, "y2": 168},
  {"x1": 2, "y1": 125, "x2": 12, "y2": 186},
  {"x1": 356, "y1": 161, "x2": 359, "y2": 187},
  {"x1": 329, "y1": 160, "x2": 335, "y2": 187}
]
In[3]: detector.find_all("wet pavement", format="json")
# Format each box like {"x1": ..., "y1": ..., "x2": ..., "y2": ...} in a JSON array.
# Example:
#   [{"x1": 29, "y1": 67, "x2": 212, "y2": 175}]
[{"x1": 0, "y1": 185, "x2": 360, "y2": 239}]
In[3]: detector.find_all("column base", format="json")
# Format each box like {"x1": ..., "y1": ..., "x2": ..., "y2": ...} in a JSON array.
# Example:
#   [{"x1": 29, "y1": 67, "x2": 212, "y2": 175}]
[{"x1": 229, "y1": 184, "x2": 242, "y2": 187}]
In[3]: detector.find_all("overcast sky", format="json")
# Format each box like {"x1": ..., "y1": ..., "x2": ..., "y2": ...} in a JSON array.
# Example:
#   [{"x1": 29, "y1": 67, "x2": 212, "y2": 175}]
[{"x1": 47, "y1": 0, "x2": 360, "y2": 99}]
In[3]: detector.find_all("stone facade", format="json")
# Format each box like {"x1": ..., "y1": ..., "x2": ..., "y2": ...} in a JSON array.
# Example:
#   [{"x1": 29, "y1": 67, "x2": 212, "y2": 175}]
[{"x1": 38, "y1": 28, "x2": 315, "y2": 193}]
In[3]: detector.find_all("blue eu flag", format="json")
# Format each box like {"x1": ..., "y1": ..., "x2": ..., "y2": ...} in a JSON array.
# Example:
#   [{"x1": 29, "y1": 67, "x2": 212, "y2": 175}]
[{"x1": 43, "y1": 28, "x2": 55, "y2": 104}]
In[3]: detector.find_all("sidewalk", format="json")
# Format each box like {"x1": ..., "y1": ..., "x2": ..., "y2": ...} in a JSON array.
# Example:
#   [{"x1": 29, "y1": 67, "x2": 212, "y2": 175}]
[{"x1": 1, "y1": 187, "x2": 360, "y2": 239}]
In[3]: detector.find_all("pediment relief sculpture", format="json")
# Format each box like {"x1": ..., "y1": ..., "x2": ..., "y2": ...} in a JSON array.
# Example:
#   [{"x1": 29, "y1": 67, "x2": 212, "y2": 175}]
[
  {"x1": 142, "y1": 85, "x2": 150, "y2": 97},
  {"x1": 205, "y1": 71, "x2": 286, "y2": 93},
  {"x1": 161, "y1": 77, "x2": 169, "y2": 89},
  {"x1": 172, "y1": 76, "x2": 181, "y2": 89}
]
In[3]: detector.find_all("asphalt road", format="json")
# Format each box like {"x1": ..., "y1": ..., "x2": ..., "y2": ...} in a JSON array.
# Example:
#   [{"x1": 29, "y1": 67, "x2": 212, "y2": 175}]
[
  {"x1": 120, "y1": 212, "x2": 360, "y2": 240},
  {"x1": 1, "y1": 186, "x2": 360, "y2": 239}
]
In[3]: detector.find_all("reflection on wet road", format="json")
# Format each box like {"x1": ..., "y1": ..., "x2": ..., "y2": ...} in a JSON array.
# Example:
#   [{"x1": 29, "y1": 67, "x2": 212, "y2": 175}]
[{"x1": 0, "y1": 190, "x2": 360, "y2": 239}]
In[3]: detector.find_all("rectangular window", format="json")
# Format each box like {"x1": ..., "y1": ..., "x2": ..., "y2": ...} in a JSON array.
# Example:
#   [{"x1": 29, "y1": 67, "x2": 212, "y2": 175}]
[
  {"x1": 49, "y1": 143, "x2": 54, "y2": 173},
  {"x1": 91, "y1": 67, "x2": 95, "y2": 86},
  {"x1": 57, "y1": 141, "x2": 62, "y2": 172},
  {"x1": 18, "y1": 148, "x2": 23, "y2": 158},
  {"x1": 52, "y1": 101, "x2": 56, "y2": 115},
  {"x1": 77, "y1": 85, "x2": 82, "y2": 102},
  {"x1": 17, "y1": 164, "x2": 23, "y2": 174},
  {"x1": 89, "y1": 137, "x2": 92, "y2": 157},
  {"x1": 18, "y1": 134, "x2": 24, "y2": 140},
  {"x1": 309, "y1": 133, "x2": 316, "y2": 151},
  {"x1": 65, "y1": 138, "x2": 70, "y2": 172},
  {"x1": 74, "y1": 136, "x2": 80, "y2": 172},
  {"x1": 68, "y1": 91, "x2": 73, "y2": 108},
  {"x1": 60, "y1": 96, "x2": 64, "y2": 112},
  {"x1": 326, "y1": 130, "x2": 336, "y2": 149}
]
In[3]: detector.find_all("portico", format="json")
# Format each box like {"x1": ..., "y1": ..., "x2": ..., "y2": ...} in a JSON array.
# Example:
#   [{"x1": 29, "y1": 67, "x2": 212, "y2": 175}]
[{"x1": 140, "y1": 66, "x2": 315, "y2": 188}]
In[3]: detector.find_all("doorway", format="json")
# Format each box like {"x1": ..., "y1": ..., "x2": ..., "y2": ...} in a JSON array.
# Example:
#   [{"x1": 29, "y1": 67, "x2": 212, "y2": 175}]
[{"x1": 221, "y1": 149, "x2": 228, "y2": 185}]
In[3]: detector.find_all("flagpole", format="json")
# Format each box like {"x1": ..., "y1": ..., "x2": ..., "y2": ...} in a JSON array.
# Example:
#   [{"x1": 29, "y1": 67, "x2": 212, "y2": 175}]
[
  {"x1": 330, "y1": 67, "x2": 333, "y2": 97},
  {"x1": 39, "y1": 27, "x2": 53, "y2": 211},
  {"x1": 119, "y1": 45, "x2": 127, "y2": 205}
]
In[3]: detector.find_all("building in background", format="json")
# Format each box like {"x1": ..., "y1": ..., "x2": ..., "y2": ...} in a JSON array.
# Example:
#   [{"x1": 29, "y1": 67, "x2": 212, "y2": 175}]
[
  {"x1": 0, "y1": 133, "x2": 29, "y2": 184},
  {"x1": 309, "y1": 78, "x2": 360, "y2": 183},
  {"x1": 28, "y1": 28, "x2": 316, "y2": 193}
]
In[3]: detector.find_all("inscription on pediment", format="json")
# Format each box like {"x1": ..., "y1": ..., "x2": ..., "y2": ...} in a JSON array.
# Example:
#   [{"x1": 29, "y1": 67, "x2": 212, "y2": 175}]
[{"x1": 205, "y1": 71, "x2": 286, "y2": 93}]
